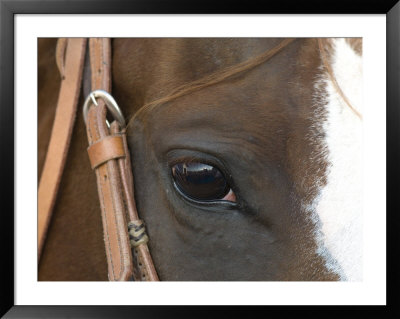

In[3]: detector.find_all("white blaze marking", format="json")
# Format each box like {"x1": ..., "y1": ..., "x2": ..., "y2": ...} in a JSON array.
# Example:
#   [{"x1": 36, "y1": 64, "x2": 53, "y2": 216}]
[{"x1": 314, "y1": 39, "x2": 363, "y2": 281}]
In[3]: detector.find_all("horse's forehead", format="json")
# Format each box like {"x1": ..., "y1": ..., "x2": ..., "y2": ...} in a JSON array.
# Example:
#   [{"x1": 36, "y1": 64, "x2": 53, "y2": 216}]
[
  {"x1": 113, "y1": 38, "x2": 287, "y2": 105},
  {"x1": 133, "y1": 39, "x2": 322, "y2": 159}
]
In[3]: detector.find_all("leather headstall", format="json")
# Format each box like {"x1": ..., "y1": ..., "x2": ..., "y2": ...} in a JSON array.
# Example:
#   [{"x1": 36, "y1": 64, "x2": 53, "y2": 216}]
[{"x1": 38, "y1": 38, "x2": 159, "y2": 281}]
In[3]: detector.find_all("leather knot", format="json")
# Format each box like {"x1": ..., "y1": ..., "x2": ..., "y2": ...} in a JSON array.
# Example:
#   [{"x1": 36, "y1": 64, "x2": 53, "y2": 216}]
[{"x1": 128, "y1": 220, "x2": 149, "y2": 247}]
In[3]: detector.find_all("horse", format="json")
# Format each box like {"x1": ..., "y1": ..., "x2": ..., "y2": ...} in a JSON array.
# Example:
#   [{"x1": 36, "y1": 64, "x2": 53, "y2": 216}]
[{"x1": 38, "y1": 37, "x2": 363, "y2": 281}]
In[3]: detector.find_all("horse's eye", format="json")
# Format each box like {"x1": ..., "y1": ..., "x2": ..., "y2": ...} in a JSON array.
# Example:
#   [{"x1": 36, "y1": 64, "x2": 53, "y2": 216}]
[{"x1": 171, "y1": 162, "x2": 236, "y2": 202}]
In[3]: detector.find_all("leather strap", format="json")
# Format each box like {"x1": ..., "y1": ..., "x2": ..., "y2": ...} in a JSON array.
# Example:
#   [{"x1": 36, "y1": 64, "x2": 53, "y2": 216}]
[
  {"x1": 85, "y1": 38, "x2": 158, "y2": 281},
  {"x1": 87, "y1": 135, "x2": 125, "y2": 169},
  {"x1": 38, "y1": 38, "x2": 87, "y2": 260},
  {"x1": 111, "y1": 124, "x2": 159, "y2": 281},
  {"x1": 85, "y1": 38, "x2": 132, "y2": 281},
  {"x1": 86, "y1": 107, "x2": 133, "y2": 281}
]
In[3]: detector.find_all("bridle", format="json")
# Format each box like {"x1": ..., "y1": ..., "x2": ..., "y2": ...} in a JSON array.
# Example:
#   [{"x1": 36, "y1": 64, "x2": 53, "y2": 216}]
[
  {"x1": 38, "y1": 37, "x2": 360, "y2": 281},
  {"x1": 38, "y1": 38, "x2": 158, "y2": 281}
]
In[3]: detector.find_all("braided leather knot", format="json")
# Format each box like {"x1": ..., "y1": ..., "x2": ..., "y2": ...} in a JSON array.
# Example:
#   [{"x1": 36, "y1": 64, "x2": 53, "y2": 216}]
[{"x1": 128, "y1": 220, "x2": 149, "y2": 247}]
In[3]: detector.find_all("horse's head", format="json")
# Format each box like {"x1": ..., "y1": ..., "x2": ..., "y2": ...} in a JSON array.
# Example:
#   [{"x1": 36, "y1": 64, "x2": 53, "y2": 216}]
[{"x1": 109, "y1": 38, "x2": 362, "y2": 281}]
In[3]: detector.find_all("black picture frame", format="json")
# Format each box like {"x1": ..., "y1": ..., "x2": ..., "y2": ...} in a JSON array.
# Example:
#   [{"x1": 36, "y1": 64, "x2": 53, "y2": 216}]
[{"x1": 1, "y1": 0, "x2": 398, "y2": 317}]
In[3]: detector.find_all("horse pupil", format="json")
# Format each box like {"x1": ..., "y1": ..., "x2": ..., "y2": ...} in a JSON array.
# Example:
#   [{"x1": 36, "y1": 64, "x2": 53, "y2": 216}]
[{"x1": 171, "y1": 162, "x2": 230, "y2": 201}]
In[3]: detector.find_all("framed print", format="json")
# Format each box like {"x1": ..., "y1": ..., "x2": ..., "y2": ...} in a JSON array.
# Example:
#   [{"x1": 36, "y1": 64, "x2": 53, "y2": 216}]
[{"x1": 1, "y1": 0, "x2": 398, "y2": 317}]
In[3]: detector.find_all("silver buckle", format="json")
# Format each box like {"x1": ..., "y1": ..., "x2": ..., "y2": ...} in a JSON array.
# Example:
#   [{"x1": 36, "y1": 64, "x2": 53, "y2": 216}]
[{"x1": 83, "y1": 89, "x2": 126, "y2": 128}]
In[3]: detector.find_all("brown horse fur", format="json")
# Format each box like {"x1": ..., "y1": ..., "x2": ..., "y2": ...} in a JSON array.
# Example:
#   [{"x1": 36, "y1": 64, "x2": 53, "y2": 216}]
[{"x1": 38, "y1": 38, "x2": 361, "y2": 280}]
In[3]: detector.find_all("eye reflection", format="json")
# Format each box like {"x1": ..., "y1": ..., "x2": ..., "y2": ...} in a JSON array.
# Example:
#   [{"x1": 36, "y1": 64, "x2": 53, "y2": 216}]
[{"x1": 171, "y1": 162, "x2": 235, "y2": 202}]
